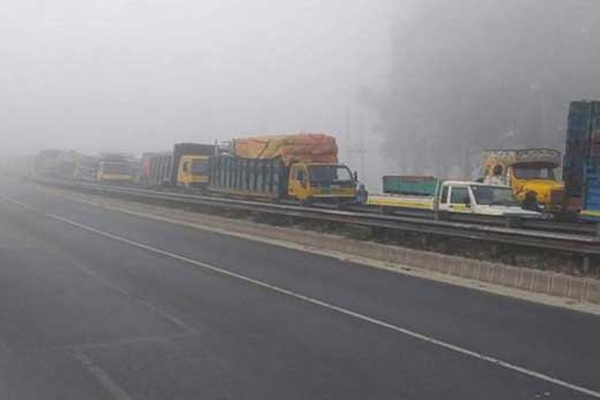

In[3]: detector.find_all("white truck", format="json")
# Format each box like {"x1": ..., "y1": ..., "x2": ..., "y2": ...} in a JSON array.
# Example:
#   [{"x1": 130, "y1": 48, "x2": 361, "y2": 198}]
[{"x1": 367, "y1": 176, "x2": 541, "y2": 218}]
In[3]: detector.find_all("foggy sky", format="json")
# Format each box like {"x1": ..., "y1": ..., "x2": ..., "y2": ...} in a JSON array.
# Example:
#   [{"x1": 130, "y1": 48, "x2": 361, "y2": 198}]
[
  {"x1": 368, "y1": 0, "x2": 600, "y2": 180},
  {"x1": 1, "y1": 0, "x2": 394, "y2": 156},
  {"x1": 9, "y1": 1, "x2": 597, "y2": 190}
]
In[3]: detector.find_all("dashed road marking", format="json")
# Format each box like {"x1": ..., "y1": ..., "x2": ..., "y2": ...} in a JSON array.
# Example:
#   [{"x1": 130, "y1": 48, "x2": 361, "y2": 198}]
[{"x1": 72, "y1": 350, "x2": 134, "y2": 400}]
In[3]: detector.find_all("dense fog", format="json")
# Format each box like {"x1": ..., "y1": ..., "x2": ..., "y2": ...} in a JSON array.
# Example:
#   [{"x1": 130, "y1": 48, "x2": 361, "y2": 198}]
[
  {"x1": 363, "y1": 0, "x2": 600, "y2": 180},
  {"x1": 2, "y1": 0, "x2": 600, "y2": 188},
  {"x1": 1, "y1": 0, "x2": 390, "y2": 169}
]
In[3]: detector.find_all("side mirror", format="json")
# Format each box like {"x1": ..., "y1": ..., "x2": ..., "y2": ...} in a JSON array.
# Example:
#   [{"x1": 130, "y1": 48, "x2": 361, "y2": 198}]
[
  {"x1": 464, "y1": 199, "x2": 471, "y2": 207},
  {"x1": 354, "y1": 171, "x2": 358, "y2": 182}
]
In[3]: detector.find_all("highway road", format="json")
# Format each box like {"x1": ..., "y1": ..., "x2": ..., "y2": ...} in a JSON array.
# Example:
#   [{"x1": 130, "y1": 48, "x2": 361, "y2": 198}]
[{"x1": 1, "y1": 179, "x2": 600, "y2": 400}]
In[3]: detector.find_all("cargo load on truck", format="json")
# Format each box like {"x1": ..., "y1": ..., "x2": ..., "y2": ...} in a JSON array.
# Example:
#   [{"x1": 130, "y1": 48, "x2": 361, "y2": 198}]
[
  {"x1": 144, "y1": 143, "x2": 214, "y2": 189},
  {"x1": 233, "y1": 133, "x2": 338, "y2": 166},
  {"x1": 368, "y1": 176, "x2": 441, "y2": 210},
  {"x1": 210, "y1": 133, "x2": 356, "y2": 203},
  {"x1": 481, "y1": 148, "x2": 564, "y2": 213},
  {"x1": 565, "y1": 100, "x2": 600, "y2": 220}
]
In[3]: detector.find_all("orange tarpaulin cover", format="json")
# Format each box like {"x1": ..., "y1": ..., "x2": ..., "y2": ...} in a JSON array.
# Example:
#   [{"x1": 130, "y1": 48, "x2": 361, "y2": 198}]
[{"x1": 233, "y1": 133, "x2": 339, "y2": 166}]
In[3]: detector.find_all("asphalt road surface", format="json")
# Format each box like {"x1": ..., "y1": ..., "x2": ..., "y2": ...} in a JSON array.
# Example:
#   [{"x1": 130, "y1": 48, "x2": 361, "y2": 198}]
[{"x1": 1, "y1": 179, "x2": 599, "y2": 400}]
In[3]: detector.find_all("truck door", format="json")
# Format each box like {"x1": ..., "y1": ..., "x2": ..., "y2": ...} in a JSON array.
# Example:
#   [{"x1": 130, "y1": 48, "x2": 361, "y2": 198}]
[
  {"x1": 288, "y1": 164, "x2": 309, "y2": 201},
  {"x1": 448, "y1": 185, "x2": 473, "y2": 213},
  {"x1": 437, "y1": 184, "x2": 451, "y2": 212},
  {"x1": 178, "y1": 160, "x2": 190, "y2": 188}
]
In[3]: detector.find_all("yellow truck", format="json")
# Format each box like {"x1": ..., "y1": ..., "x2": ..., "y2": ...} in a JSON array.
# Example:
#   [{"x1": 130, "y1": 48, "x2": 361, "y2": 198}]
[
  {"x1": 140, "y1": 143, "x2": 215, "y2": 190},
  {"x1": 209, "y1": 133, "x2": 358, "y2": 204},
  {"x1": 97, "y1": 154, "x2": 137, "y2": 185},
  {"x1": 482, "y1": 149, "x2": 564, "y2": 212}
]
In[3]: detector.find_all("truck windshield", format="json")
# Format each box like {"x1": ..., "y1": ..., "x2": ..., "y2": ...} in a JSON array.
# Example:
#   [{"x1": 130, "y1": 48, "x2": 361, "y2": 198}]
[
  {"x1": 102, "y1": 162, "x2": 133, "y2": 175},
  {"x1": 308, "y1": 165, "x2": 353, "y2": 184},
  {"x1": 513, "y1": 166, "x2": 556, "y2": 180},
  {"x1": 470, "y1": 185, "x2": 520, "y2": 206},
  {"x1": 191, "y1": 159, "x2": 209, "y2": 175}
]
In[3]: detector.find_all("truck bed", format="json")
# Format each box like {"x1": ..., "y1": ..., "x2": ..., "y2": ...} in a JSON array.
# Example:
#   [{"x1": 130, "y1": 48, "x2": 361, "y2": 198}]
[{"x1": 367, "y1": 193, "x2": 435, "y2": 210}]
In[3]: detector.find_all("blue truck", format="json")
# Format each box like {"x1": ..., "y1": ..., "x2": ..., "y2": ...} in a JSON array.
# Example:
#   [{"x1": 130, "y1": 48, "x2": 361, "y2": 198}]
[{"x1": 564, "y1": 100, "x2": 600, "y2": 221}]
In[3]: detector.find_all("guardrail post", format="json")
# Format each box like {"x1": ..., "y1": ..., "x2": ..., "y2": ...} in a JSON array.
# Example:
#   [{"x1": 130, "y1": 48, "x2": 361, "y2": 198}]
[
  {"x1": 490, "y1": 244, "x2": 499, "y2": 257},
  {"x1": 420, "y1": 234, "x2": 428, "y2": 248},
  {"x1": 583, "y1": 256, "x2": 590, "y2": 274},
  {"x1": 505, "y1": 216, "x2": 521, "y2": 229}
]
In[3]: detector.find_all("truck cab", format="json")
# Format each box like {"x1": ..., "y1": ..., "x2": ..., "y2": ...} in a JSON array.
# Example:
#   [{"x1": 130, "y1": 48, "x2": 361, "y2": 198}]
[
  {"x1": 507, "y1": 162, "x2": 564, "y2": 211},
  {"x1": 287, "y1": 163, "x2": 357, "y2": 203},
  {"x1": 177, "y1": 154, "x2": 211, "y2": 189},
  {"x1": 97, "y1": 160, "x2": 136, "y2": 184},
  {"x1": 437, "y1": 181, "x2": 540, "y2": 217},
  {"x1": 482, "y1": 149, "x2": 564, "y2": 212}
]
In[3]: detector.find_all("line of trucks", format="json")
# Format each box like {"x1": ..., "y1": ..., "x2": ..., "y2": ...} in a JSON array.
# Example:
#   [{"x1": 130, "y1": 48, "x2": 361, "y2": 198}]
[
  {"x1": 33, "y1": 134, "x2": 358, "y2": 205},
  {"x1": 27, "y1": 100, "x2": 600, "y2": 221}
]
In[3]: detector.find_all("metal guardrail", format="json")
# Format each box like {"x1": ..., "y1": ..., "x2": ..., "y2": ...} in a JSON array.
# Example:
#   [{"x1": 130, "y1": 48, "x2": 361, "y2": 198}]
[
  {"x1": 40, "y1": 179, "x2": 600, "y2": 256},
  {"x1": 349, "y1": 204, "x2": 597, "y2": 235}
]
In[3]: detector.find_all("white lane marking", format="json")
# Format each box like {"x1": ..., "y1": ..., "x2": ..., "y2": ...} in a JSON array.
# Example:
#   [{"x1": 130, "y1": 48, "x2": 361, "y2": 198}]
[
  {"x1": 3, "y1": 194, "x2": 600, "y2": 399},
  {"x1": 72, "y1": 350, "x2": 134, "y2": 400},
  {"x1": 68, "y1": 259, "x2": 198, "y2": 334},
  {"x1": 0, "y1": 195, "x2": 30, "y2": 209},
  {"x1": 25, "y1": 332, "x2": 194, "y2": 355}
]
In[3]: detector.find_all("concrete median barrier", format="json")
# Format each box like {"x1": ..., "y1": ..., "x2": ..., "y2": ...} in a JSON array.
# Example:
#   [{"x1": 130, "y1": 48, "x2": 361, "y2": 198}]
[
  {"x1": 154, "y1": 212, "x2": 600, "y2": 306},
  {"x1": 586, "y1": 280, "x2": 600, "y2": 304},
  {"x1": 548, "y1": 274, "x2": 568, "y2": 298},
  {"x1": 268, "y1": 231, "x2": 600, "y2": 305},
  {"x1": 567, "y1": 278, "x2": 587, "y2": 301},
  {"x1": 533, "y1": 272, "x2": 551, "y2": 295}
]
